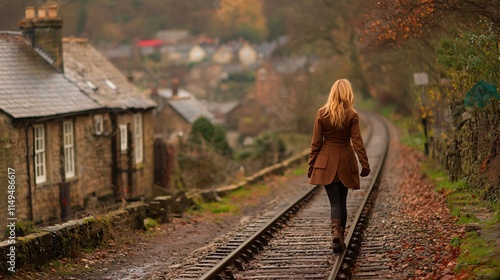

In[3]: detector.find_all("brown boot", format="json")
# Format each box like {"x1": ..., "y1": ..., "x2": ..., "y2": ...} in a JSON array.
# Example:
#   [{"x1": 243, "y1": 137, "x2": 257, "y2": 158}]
[{"x1": 331, "y1": 219, "x2": 346, "y2": 254}]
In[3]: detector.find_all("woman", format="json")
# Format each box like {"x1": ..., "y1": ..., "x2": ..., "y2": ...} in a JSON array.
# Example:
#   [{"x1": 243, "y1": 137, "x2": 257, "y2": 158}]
[{"x1": 308, "y1": 79, "x2": 370, "y2": 254}]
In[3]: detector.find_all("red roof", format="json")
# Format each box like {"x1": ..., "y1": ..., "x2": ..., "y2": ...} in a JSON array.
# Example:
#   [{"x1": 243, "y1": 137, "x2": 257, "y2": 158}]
[{"x1": 137, "y1": 39, "x2": 163, "y2": 48}]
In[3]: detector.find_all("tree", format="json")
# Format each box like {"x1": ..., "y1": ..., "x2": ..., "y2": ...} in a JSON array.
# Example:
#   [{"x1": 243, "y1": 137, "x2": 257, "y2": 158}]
[
  {"x1": 236, "y1": 131, "x2": 287, "y2": 166},
  {"x1": 188, "y1": 117, "x2": 232, "y2": 156},
  {"x1": 282, "y1": 0, "x2": 373, "y2": 100},
  {"x1": 438, "y1": 21, "x2": 499, "y2": 89},
  {"x1": 357, "y1": 0, "x2": 500, "y2": 49}
]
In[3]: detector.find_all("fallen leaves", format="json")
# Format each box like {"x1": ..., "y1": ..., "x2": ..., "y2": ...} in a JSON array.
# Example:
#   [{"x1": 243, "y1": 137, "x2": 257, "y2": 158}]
[{"x1": 355, "y1": 145, "x2": 463, "y2": 279}]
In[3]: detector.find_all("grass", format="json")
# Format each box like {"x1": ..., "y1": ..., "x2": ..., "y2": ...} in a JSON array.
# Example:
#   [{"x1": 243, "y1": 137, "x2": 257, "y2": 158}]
[
  {"x1": 421, "y1": 159, "x2": 500, "y2": 279},
  {"x1": 45, "y1": 259, "x2": 91, "y2": 276},
  {"x1": 195, "y1": 184, "x2": 271, "y2": 215},
  {"x1": 291, "y1": 168, "x2": 306, "y2": 176},
  {"x1": 454, "y1": 232, "x2": 500, "y2": 278}
]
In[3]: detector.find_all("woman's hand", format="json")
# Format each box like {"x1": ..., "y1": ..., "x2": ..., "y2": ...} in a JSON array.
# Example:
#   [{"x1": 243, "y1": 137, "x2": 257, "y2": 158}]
[{"x1": 360, "y1": 167, "x2": 370, "y2": 177}]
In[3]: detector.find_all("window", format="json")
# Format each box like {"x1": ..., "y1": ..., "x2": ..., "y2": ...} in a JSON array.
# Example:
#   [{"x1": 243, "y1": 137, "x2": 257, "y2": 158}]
[
  {"x1": 105, "y1": 79, "x2": 117, "y2": 91},
  {"x1": 34, "y1": 125, "x2": 46, "y2": 184},
  {"x1": 94, "y1": 115, "x2": 103, "y2": 135},
  {"x1": 134, "y1": 113, "x2": 143, "y2": 163},
  {"x1": 119, "y1": 124, "x2": 128, "y2": 152},
  {"x1": 63, "y1": 121, "x2": 75, "y2": 178}
]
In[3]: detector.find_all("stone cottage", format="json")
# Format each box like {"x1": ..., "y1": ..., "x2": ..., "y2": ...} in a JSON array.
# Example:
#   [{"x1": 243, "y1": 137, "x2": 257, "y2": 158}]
[
  {"x1": 151, "y1": 79, "x2": 214, "y2": 142},
  {"x1": 63, "y1": 37, "x2": 156, "y2": 204},
  {"x1": 0, "y1": 6, "x2": 155, "y2": 225}
]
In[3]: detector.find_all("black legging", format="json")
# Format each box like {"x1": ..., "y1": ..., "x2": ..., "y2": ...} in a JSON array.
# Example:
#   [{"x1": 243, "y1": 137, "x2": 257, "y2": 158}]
[{"x1": 324, "y1": 181, "x2": 348, "y2": 229}]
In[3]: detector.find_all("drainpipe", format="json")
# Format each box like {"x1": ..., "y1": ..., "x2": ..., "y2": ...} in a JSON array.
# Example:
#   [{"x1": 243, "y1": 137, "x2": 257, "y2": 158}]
[
  {"x1": 126, "y1": 123, "x2": 133, "y2": 199},
  {"x1": 110, "y1": 113, "x2": 120, "y2": 202},
  {"x1": 25, "y1": 123, "x2": 33, "y2": 221}
]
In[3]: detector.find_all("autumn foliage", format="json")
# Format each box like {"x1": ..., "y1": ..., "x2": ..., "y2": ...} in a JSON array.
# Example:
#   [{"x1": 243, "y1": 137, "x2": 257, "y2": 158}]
[{"x1": 357, "y1": 0, "x2": 500, "y2": 48}]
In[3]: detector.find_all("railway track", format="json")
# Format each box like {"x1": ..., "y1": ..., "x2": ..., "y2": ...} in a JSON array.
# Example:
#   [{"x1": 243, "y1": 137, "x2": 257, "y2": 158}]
[{"x1": 170, "y1": 112, "x2": 389, "y2": 280}]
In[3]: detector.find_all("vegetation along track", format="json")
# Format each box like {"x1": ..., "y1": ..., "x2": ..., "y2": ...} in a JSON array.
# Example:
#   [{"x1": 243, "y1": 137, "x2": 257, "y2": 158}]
[{"x1": 171, "y1": 112, "x2": 389, "y2": 280}]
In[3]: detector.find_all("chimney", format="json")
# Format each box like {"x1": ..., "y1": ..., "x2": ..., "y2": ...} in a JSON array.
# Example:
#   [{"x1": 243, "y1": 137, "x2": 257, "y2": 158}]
[
  {"x1": 172, "y1": 78, "x2": 179, "y2": 98},
  {"x1": 19, "y1": 5, "x2": 64, "y2": 72}
]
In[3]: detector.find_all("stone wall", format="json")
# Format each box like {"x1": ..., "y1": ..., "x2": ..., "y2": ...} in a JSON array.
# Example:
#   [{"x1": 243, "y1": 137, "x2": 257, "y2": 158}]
[
  {"x1": 0, "y1": 201, "x2": 168, "y2": 275},
  {"x1": 150, "y1": 95, "x2": 191, "y2": 141},
  {"x1": 430, "y1": 99, "x2": 500, "y2": 198}
]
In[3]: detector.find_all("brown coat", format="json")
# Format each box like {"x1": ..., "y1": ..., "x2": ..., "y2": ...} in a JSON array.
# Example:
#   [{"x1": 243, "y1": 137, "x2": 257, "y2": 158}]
[{"x1": 308, "y1": 108, "x2": 369, "y2": 189}]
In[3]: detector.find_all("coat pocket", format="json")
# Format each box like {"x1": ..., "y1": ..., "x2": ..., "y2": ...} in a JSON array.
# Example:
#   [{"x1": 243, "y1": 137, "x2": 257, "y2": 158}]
[{"x1": 313, "y1": 154, "x2": 328, "y2": 169}]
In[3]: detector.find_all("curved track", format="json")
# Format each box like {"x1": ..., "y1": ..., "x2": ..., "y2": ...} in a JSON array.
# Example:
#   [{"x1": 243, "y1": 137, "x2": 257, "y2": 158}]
[{"x1": 171, "y1": 112, "x2": 389, "y2": 280}]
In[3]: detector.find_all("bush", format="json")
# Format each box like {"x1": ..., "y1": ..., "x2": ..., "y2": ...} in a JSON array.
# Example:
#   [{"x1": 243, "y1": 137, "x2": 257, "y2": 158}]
[{"x1": 189, "y1": 117, "x2": 232, "y2": 156}]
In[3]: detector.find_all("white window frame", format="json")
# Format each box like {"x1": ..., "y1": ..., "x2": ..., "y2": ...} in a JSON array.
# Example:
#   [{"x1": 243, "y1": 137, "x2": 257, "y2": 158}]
[
  {"x1": 119, "y1": 124, "x2": 128, "y2": 152},
  {"x1": 134, "y1": 113, "x2": 143, "y2": 163},
  {"x1": 34, "y1": 125, "x2": 46, "y2": 184},
  {"x1": 63, "y1": 121, "x2": 75, "y2": 178},
  {"x1": 94, "y1": 114, "x2": 104, "y2": 135}
]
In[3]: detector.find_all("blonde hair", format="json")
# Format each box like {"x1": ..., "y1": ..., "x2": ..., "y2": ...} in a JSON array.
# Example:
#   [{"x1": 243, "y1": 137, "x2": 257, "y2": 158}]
[{"x1": 320, "y1": 79, "x2": 354, "y2": 127}]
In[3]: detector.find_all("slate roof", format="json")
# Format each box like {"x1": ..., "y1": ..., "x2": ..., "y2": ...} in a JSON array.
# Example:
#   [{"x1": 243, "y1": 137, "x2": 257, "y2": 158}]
[
  {"x1": 0, "y1": 32, "x2": 103, "y2": 119},
  {"x1": 63, "y1": 37, "x2": 156, "y2": 110},
  {"x1": 273, "y1": 56, "x2": 308, "y2": 74},
  {"x1": 202, "y1": 100, "x2": 240, "y2": 115},
  {"x1": 158, "y1": 88, "x2": 214, "y2": 123}
]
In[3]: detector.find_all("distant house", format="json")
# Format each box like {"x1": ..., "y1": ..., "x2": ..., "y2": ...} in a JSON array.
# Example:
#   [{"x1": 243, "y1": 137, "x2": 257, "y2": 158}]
[
  {"x1": 188, "y1": 45, "x2": 206, "y2": 63},
  {"x1": 254, "y1": 35, "x2": 289, "y2": 61},
  {"x1": 228, "y1": 56, "x2": 309, "y2": 136},
  {"x1": 238, "y1": 42, "x2": 258, "y2": 66},
  {"x1": 202, "y1": 100, "x2": 241, "y2": 126},
  {"x1": 160, "y1": 43, "x2": 192, "y2": 65},
  {"x1": 155, "y1": 29, "x2": 191, "y2": 44},
  {"x1": 0, "y1": 6, "x2": 155, "y2": 224},
  {"x1": 254, "y1": 57, "x2": 308, "y2": 111},
  {"x1": 185, "y1": 62, "x2": 223, "y2": 99},
  {"x1": 212, "y1": 45, "x2": 234, "y2": 64},
  {"x1": 137, "y1": 39, "x2": 163, "y2": 57},
  {"x1": 226, "y1": 99, "x2": 266, "y2": 136},
  {"x1": 150, "y1": 79, "x2": 214, "y2": 141}
]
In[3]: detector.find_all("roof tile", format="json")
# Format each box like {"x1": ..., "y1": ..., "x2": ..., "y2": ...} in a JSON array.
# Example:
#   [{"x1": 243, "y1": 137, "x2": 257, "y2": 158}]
[
  {"x1": 63, "y1": 38, "x2": 156, "y2": 110},
  {"x1": 0, "y1": 33, "x2": 103, "y2": 119}
]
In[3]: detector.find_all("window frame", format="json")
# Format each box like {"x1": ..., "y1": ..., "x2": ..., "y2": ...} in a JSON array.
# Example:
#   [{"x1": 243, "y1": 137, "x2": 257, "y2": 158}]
[
  {"x1": 33, "y1": 124, "x2": 46, "y2": 184},
  {"x1": 134, "y1": 113, "x2": 143, "y2": 163},
  {"x1": 94, "y1": 114, "x2": 104, "y2": 135},
  {"x1": 119, "y1": 124, "x2": 128, "y2": 152},
  {"x1": 63, "y1": 121, "x2": 75, "y2": 179}
]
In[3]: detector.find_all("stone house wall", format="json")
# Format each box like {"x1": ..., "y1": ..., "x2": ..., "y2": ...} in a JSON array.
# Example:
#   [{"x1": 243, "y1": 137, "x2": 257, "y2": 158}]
[
  {"x1": 0, "y1": 109, "x2": 155, "y2": 225},
  {"x1": 151, "y1": 96, "x2": 191, "y2": 141},
  {"x1": 115, "y1": 110, "x2": 155, "y2": 200}
]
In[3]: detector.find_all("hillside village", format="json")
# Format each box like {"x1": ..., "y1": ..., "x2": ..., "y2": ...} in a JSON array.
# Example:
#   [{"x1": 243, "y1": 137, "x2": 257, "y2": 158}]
[{"x1": 0, "y1": 5, "x2": 313, "y2": 226}]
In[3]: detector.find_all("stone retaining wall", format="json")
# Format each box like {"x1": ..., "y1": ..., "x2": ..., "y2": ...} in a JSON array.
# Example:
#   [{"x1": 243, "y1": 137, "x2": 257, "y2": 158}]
[{"x1": 430, "y1": 99, "x2": 500, "y2": 197}]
